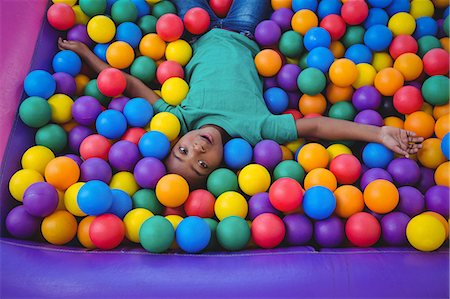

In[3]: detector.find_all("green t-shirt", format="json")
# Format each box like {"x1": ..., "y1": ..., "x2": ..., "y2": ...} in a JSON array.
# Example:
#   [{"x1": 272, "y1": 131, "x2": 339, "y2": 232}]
[{"x1": 154, "y1": 29, "x2": 298, "y2": 146}]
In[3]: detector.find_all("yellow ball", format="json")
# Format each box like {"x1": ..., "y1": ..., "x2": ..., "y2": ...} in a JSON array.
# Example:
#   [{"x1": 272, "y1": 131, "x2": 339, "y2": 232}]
[
  {"x1": 123, "y1": 208, "x2": 154, "y2": 243},
  {"x1": 87, "y1": 15, "x2": 116, "y2": 44},
  {"x1": 304, "y1": 168, "x2": 337, "y2": 191},
  {"x1": 64, "y1": 182, "x2": 87, "y2": 217},
  {"x1": 110, "y1": 172, "x2": 139, "y2": 196},
  {"x1": 154, "y1": 89, "x2": 162, "y2": 97},
  {"x1": 52, "y1": 0, "x2": 77, "y2": 5},
  {"x1": 384, "y1": 116, "x2": 404, "y2": 129},
  {"x1": 372, "y1": 52, "x2": 393, "y2": 72},
  {"x1": 165, "y1": 40, "x2": 192, "y2": 66},
  {"x1": 410, "y1": 0, "x2": 434, "y2": 18},
  {"x1": 285, "y1": 138, "x2": 304, "y2": 154},
  {"x1": 21, "y1": 145, "x2": 55, "y2": 175},
  {"x1": 388, "y1": 13, "x2": 416, "y2": 36},
  {"x1": 41, "y1": 210, "x2": 78, "y2": 245},
  {"x1": 9, "y1": 169, "x2": 44, "y2": 202},
  {"x1": 72, "y1": 5, "x2": 89, "y2": 24},
  {"x1": 280, "y1": 145, "x2": 294, "y2": 160},
  {"x1": 214, "y1": 191, "x2": 248, "y2": 221},
  {"x1": 165, "y1": 215, "x2": 183, "y2": 229},
  {"x1": 417, "y1": 138, "x2": 447, "y2": 169},
  {"x1": 106, "y1": 41, "x2": 135, "y2": 69},
  {"x1": 422, "y1": 211, "x2": 449, "y2": 239},
  {"x1": 434, "y1": 161, "x2": 449, "y2": 187},
  {"x1": 75, "y1": 74, "x2": 90, "y2": 96},
  {"x1": 238, "y1": 164, "x2": 271, "y2": 196},
  {"x1": 326, "y1": 144, "x2": 352, "y2": 160},
  {"x1": 353, "y1": 63, "x2": 377, "y2": 88},
  {"x1": 421, "y1": 102, "x2": 434, "y2": 116},
  {"x1": 406, "y1": 214, "x2": 446, "y2": 251},
  {"x1": 155, "y1": 174, "x2": 189, "y2": 208},
  {"x1": 47, "y1": 94, "x2": 74, "y2": 124},
  {"x1": 149, "y1": 112, "x2": 181, "y2": 141},
  {"x1": 286, "y1": 56, "x2": 300, "y2": 65},
  {"x1": 146, "y1": 0, "x2": 161, "y2": 4},
  {"x1": 330, "y1": 41, "x2": 345, "y2": 58},
  {"x1": 297, "y1": 143, "x2": 329, "y2": 172},
  {"x1": 161, "y1": 77, "x2": 189, "y2": 106},
  {"x1": 393, "y1": 53, "x2": 423, "y2": 81}
]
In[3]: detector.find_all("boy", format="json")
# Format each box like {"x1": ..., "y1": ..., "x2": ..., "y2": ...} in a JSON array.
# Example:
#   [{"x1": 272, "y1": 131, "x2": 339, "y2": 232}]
[{"x1": 59, "y1": 0, "x2": 423, "y2": 188}]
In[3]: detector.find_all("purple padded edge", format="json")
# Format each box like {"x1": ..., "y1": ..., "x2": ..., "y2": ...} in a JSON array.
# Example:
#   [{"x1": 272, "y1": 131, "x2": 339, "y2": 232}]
[{"x1": 0, "y1": 1, "x2": 449, "y2": 298}]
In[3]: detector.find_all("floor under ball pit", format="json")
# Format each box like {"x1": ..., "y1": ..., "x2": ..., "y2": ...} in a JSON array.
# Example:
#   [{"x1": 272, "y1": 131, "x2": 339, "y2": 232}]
[{"x1": 1, "y1": 0, "x2": 449, "y2": 298}]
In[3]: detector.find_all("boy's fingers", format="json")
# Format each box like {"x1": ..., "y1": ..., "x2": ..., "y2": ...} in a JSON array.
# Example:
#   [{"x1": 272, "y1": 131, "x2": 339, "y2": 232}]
[
  {"x1": 406, "y1": 130, "x2": 417, "y2": 137},
  {"x1": 394, "y1": 145, "x2": 408, "y2": 157},
  {"x1": 408, "y1": 136, "x2": 424, "y2": 143}
]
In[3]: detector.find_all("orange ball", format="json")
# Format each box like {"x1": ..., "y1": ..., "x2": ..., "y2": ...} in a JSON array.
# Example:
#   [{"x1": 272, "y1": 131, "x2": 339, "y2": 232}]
[
  {"x1": 74, "y1": 74, "x2": 89, "y2": 96},
  {"x1": 299, "y1": 93, "x2": 327, "y2": 115},
  {"x1": 435, "y1": 114, "x2": 449, "y2": 139},
  {"x1": 329, "y1": 58, "x2": 358, "y2": 87},
  {"x1": 280, "y1": 145, "x2": 294, "y2": 160},
  {"x1": 326, "y1": 84, "x2": 353, "y2": 104},
  {"x1": 417, "y1": 138, "x2": 447, "y2": 169},
  {"x1": 106, "y1": 41, "x2": 135, "y2": 69},
  {"x1": 440, "y1": 37, "x2": 449, "y2": 52},
  {"x1": 334, "y1": 185, "x2": 364, "y2": 218},
  {"x1": 364, "y1": 179, "x2": 399, "y2": 214},
  {"x1": 374, "y1": 67, "x2": 404, "y2": 96},
  {"x1": 155, "y1": 174, "x2": 189, "y2": 208},
  {"x1": 421, "y1": 102, "x2": 434, "y2": 116},
  {"x1": 434, "y1": 161, "x2": 449, "y2": 187},
  {"x1": 404, "y1": 111, "x2": 436, "y2": 139},
  {"x1": 433, "y1": 103, "x2": 449, "y2": 120},
  {"x1": 139, "y1": 33, "x2": 166, "y2": 60},
  {"x1": 304, "y1": 168, "x2": 337, "y2": 191},
  {"x1": 41, "y1": 210, "x2": 78, "y2": 245},
  {"x1": 291, "y1": 9, "x2": 318, "y2": 35},
  {"x1": 422, "y1": 211, "x2": 449, "y2": 239},
  {"x1": 77, "y1": 216, "x2": 96, "y2": 249},
  {"x1": 329, "y1": 40, "x2": 345, "y2": 58},
  {"x1": 297, "y1": 143, "x2": 329, "y2": 172},
  {"x1": 271, "y1": 0, "x2": 292, "y2": 10},
  {"x1": 393, "y1": 53, "x2": 423, "y2": 81},
  {"x1": 384, "y1": 116, "x2": 404, "y2": 129},
  {"x1": 44, "y1": 157, "x2": 80, "y2": 191},
  {"x1": 254, "y1": 49, "x2": 282, "y2": 77}
]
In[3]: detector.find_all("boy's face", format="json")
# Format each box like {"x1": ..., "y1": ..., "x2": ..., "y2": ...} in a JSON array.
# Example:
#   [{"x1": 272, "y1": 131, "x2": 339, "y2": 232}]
[{"x1": 165, "y1": 126, "x2": 224, "y2": 188}]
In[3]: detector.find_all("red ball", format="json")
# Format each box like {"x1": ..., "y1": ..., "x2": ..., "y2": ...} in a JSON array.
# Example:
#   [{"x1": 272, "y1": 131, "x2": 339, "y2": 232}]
[
  {"x1": 184, "y1": 7, "x2": 211, "y2": 35},
  {"x1": 320, "y1": 14, "x2": 346, "y2": 41},
  {"x1": 97, "y1": 68, "x2": 126, "y2": 97},
  {"x1": 345, "y1": 212, "x2": 381, "y2": 247},
  {"x1": 269, "y1": 178, "x2": 304, "y2": 212},
  {"x1": 393, "y1": 86, "x2": 424, "y2": 115},
  {"x1": 251, "y1": 213, "x2": 285, "y2": 249},
  {"x1": 329, "y1": 154, "x2": 362, "y2": 185},
  {"x1": 156, "y1": 13, "x2": 184, "y2": 42},
  {"x1": 163, "y1": 206, "x2": 186, "y2": 217},
  {"x1": 89, "y1": 214, "x2": 125, "y2": 250},
  {"x1": 47, "y1": 3, "x2": 75, "y2": 31},
  {"x1": 184, "y1": 189, "x2": 215, "y2": 218},
  {"x1": 341, "y1": 1, "x2": 368, "y2": 25},
  {"x1": 303, "y1": 113, "x2": 322, "y2": 119},
  {"x1": 389, "y1": 35, "x2": 418, "y2": 60},
  {"x1": 79, "y1": 134, "x2": 112, "y2": 161},
  {"x1": 423, "y1": 48, "x2": 450, "y2": 76},
  {"x1": 209, "y1": 0, "x2": 233, "y2": 18},
  {"x1": 121, "y1": 127, "x2": 146, "y2": 145},
  {"x1": 282, "y1": 109, "x2": 303, "y2": 120},
  {"x1": 156, "y1": 60, "x2": 185, "y2": 85}
]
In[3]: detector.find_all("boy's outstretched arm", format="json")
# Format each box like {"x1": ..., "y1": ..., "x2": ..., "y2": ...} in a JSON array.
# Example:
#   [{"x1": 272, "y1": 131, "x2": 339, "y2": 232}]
[
  {"x1": 295, "y1": 117, "x2": 424, "y2": 158},
  {"x1": 57, "y1": 38, "x2": 160, "y2": 105}
]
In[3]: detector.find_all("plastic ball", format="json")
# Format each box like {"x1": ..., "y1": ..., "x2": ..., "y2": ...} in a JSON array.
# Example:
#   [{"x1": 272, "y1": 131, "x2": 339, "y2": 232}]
[
  {"x1": 253, "y1": 140, "x2": 282, "y2": 171},
  {"x1": 139, "y1": 215, "x2": 174, "y2": 253},
  {"x1": 364, "y1": 7, "x2": 389, "y2": 28},
  {"x1": 372, "y1": 52, "x2": 393, "y2": 72},
  {"x1": 392, "y1": 86, "x2": 423, "y2": 115},
  {"x1": 364, "y1": 179, "x2": 399, "y2": 214},
  {"x1": 6, "y1": 205, "x2": 41, "y2": 239},
  {"x1": 291, "y1": 9, "x2": 318, "y2": 35},
  {"x1": 271, "y1": 8, "x2": 294, "y2": 31},
  {"x1": 138, "y1": 131, "x2": 170, "y2": 160},
  {"x1": 277, "y1": 64, "x2": 301, "y2": 91},
  {"x1": 329, "y1": 58, "x2": 358, "y2": 87},
  {"x1": 251, "y1": 213, "x2": 285, "y2": 249},
  {"x1": 425, "y1": 185, "x2": 449, "y2": 217},
  {"x1": 79, "y1": 0, "x2": 106, "y2": 16},
  {"x1": 216, "y1": 216, "x2": 251, "y2": 251},
  {"x1": 414, "y1": 16, "x2": 438, "y2": 39},
  {"x1": 84, "y1": 79, "x2": 110, "y2": 106},
  {"x1": 106, "y1": 41, "x2": 135, "y2": 69},
  {"x1": 24, "y1": 70, "x2": 56, "y2": 99},
  {"x1": 184, "y1": 189, "x2": 215, "y2": 218},
  {"x1": 326, "y1": 144, "x2": 352, "y2": 160},
  {"x1": 133, "y1": 157, "x2": 166, "y2": 189},
  {"x1": 269, "y1": 178, "x2": 304, "y2": 212},
  {"x1": 345, "y1": 44, "x2": 373, "y2": 64},
  {"x1": 156, "y1": 60, "x2": 184, "y2": 85},
  {"x1": 255, "y1": 20, "x2": 282, "y2": 47},
  {"x1": 441, "y1": 133, "x2": 450, "y2": 160},
  {"x1": 132, "y1": 189, "x2": 163, "y2": 214},
  {"x1": 92, "y1": 43, "x2": 109, "y2": 61},
  {"x1": 89, "y1": 214, "x2": 125, "y2": 249},
  {"x1": 297, "y1": 143, "x2": 329, "y2": 172},
  {"x1": 418, "y1": 35, "x2": 442, "y2": 57},
  {"x1": 407, "y1": 214, "x2": 445, "y2": 251},
  {"x1": 53, "y1": 50, "x2": 81, "y2": 77},
  {"x1": 303, "y1": 186, "x2": 336, "y2": 220},
  {"x1": 304, "y1": 27, "x2": 331, "y2": 51},
  {"x1": 362, "y1": 143, "x2": 394, "y2": 169},
  {"x1": 329, "y1": 154, "x2": 361, "y2": 185},
  {"x1": 108, "y1": 189, "x2": 132, "y2": 219},
  {"x1": 418, "y1": 138, "x2": 447, "y2": 169},
  {"x1": 68, "y1": 126, "x2": 92, "y2": 153},
  {"x1": 44, "y1": 156, "x2": 79, "y2": 191},
  {"x1": 155, "y1": 13, "x2": 183, "y2": 42},
  {"x1": 393, "y1": 53, "x2": 423, "y2": 82},
  {"x1": 22, "y1": 182, "x2": 58, "y2": 217},
  {"x1": 254, "y1": 49, "x2": 282, "y2": 77},
  {"x1": 123, "y1": 208, "x2": 153, "y2": 243},
  {"x1": 397, "y1": 186, "x2": 425, "y2": 217},
  {"x1": 389, "y1": 35, "x2": 419, "y2": 60},
  {"x1": 404, "y1": 111, "x2": 435, "y2": 139},
  {"x1": 333, "y1": 185, "x2": 364, "y2": 218},
  {"x1": 320, "y1": 14, "x2": 346, "y2": 41},
  {"x1": 111, "y1": 0, "x2": 138, "y2": 23},
  {"x1": 41, "y1": 210, "x2": 77, "y2": 245},
  {"x1": 77, "y1": 180, "x2": 113, "y2": 216},
  {"x1": 97, "y1": 68, "x2": 126, "y2": 97},
  {"x1": 423, "y1": 211, "x2": 449, "y2": 239},
  {"x1": 380, "y1": 211, "x2": 410, "y2": 246},
  {"x1": 161, "y1": 77, "x2": 189, "y2": 106},
  {"x1": 304, "y1": 168, "x2": 337, "y2": 191},
  {"x1": 346, "y1": 212, "x2": 381, "y2": 247},
  {"x1": 80, "y1": 134, "x2": 111, "y2": 161},
  {"x1": 21, "y1": 146, "x2": 55, "y2": 176},
  {"x1": 307, "y1": 47, "x2": 334, "y2": 72},
  {"x1": 47, "y1": 94, "x2": 73, "y2": 124},
  {"x1": 374, "y1": 67, "x2": 404, "y2": 96},
  {"x1": 155, "y1": 174, "x2": 189, "y2": 208},
  {"x1": 183, "y1": 7, "x2": 210, "y2": 35},
  {"x1": 80, "y1": 158, "x2": 111, "y2": 184},
  {"x1": 351, "y1": 86, "x2": 381, "y2": 111},
  {"x1": 176, "y1": 216, "x2": 211, "y2": 253},
  {"x1": 435, "y1": 161, "x2": 449, "y2": 187},
  {"x1": 297, "y1": 67, "x2": 326, "y2": 95},
  {"x1": 116, "y1": 22, "x2": 142, "y2": 49},
  {"x1": 214, "y1": 191, "x2": 248, "y2": 221},
  {"x1": 299, "y1": 94, "x2": 327, "y2": 115},
  {"x1": 123, "y1": 97, "x2": 153, "y2": 128},
  {"x1": 109, "y1": 171, "x2": 139, "y2": 196},
  {"x1": 139, "y1": 33, "x2": 166, "y2": 60},
  {"x1": 353, "y1": 63, "x2": 376, "y2": 89},
  {"x1": 282, "y1": 214, "x2": 312, "y2": 245},
  {"x1": 434, "y1": 114, "x2": 449, "y2": 140},
  {"x1": 19, "y1": 96, "x2": 52, "y2": 128},
  {"x1": 314, "y1": 216, "x2": 345, "y2": 247},
  {"x1": 165, "y1": 40, "x2": 192, "y2": 66},
  {"x1": 422, "y1": 76, "x2": 449, "y2": 106},
  {"x1": 47, "y1": 3, "x2": 76, "y2": 30},
  {"x1": 341, "y1": 25, "x2": 365, "y2": 48},
  {"x1": 273, "y1": 160, "x2": 305, "y2": 183},
  {"x1": 130, "y1": 56, "x2": 156, "y2": 84},
  {"x1": 53, "y1": 72, "x2": 76, "y2": 96},
  {"x1": 149, "y1": 112, "x2": 181, "y2": 142},
  {"x1": 63, "y1": 182, "x2": 86, "y2": 216},
  {"x1": 224, "y1": 138, "x2": 253, "y2": 170},
  {"x1": 387, "y1": 158, "x2": 421, "y2": 186},
  {"x1": 364, "y1": 25, "x2": 392, "y2": 52},
  {"x1": 77, "y1": 216, "x2": 96, "y2": 249},
  {"x1": 388, "y1": 12, "x2": 416, "y2": 36},
  {"x1": 341, "y1": 0, "x2": 368, "y2": 25},
  {"x1": 71, "y1": 96, "x2": 102, "y2": 126},
  {"x1": 207, "y1": 168, "x2": 239, "y2": 198},
  {"x1": 108, "y1": 141, "x2": 140, "y2": 171},
  {"x1": 279, "y1": 30, "x2": 303, "y2": 58},
  {"x1": 35, "y1": 124, "x2": 67, "y2": 153},
  {"x1": 248, "y1": 192, "x2": 279, "y2": 220},
  {"x1": 96, "y1": 110, "x2": 127, "y2": 140},
  {"x1": 410, "y1": 0, "x2": 434, "y2": 18}
]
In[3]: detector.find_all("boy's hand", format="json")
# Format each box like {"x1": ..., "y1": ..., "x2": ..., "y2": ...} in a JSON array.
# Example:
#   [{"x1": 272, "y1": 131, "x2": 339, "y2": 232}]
[
  {"x1": 58, "y1": 37, "x2": 89, "y2": 57},
  {"x1": 379, "y1": 126, "x2": 424, "y2": 158}
]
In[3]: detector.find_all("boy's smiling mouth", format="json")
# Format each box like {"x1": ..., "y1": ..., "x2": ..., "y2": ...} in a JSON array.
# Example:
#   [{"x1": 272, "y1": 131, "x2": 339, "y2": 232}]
[{"x1": 200, "y1": 133, "x2": 213, "y2": 145}]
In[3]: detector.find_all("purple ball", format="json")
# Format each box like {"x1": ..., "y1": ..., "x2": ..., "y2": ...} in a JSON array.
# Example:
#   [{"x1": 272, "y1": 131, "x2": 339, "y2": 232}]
[
  {"x1": 283, "y1": 214, "x2": 313, "y2": 245},
  {"x1": 67, "y1": 24, "x2": 93, "y2": 47},
  {"x1": 253, "y1": 140, "x2": 282, "y2": 170},
  {"x1": 360, "y1": 168, "x2": 393, "y2": 190},
  {"x1": 354, "y1": 109, "x2": 384, "y2": 126},
  {"x1": 72, "y1": 96, "x2": 103, "y2": 126},
  {"x1": 23, "y1": 182, "x2": 59, "y2": 217},
  {"x1": 6, "y1": 206, "x2": 41, "y2": 239},
  {"x1": 368, "y1": 210, "x2": 384, "y2": 221},
  {"x1": 381, "y1": 212, "x2": 410, "y2": 246},
  {"x1": 52, "y1": 72, "x2": 76, "y2": 96},
  {"x1": 134, "y1": 157, "x2": 166, "y2": 189},
  {"x1": 287, "y1": 91, "x2": 300, "y2": 109},
  {"x1": 69, "y1": 125, "x2": 93, "y2": 153},
  {"x1": 255, "y1": 20, "x2": 282, "y2": 47},
  {"x1": 65, "y1": 154, "x2": 83, "y2": 166},
  {"x1": 276, "y1": 64, "x2": 301, "y2": 91},
  {"x1": 406, "y1": 80, "x2": 422, "y2": 89},
  {"x1": 398, "y1": 186, "x2": 424, "y2": 217},
  {"x1": 80, "y1": 158, "x2": 112, "y2": 183},
  {"x1": 270, "y1": 8, "x2": 294, "y2": 31},
  {"x1": 417, "y1": 167, "x2": 436, "y2": 194},
  {"x1": 437, "y1": 19, "x2": 446, "y2": 38},
  {"x1": 314, "y1": 216, "x2": 345, "y2": 248},
  {"x1": 352, "y1": 86, "x2": 382, "y2": 111},
  {"x1": 248, "y1": 192, "x2": 278, "y2": 220},
  {"x1": 108, "y1": 140, "x2": 141, "y2": 171},
  {"x1": 108, "y1": 96, "x2": 129, "y2": 112},
  {"x1": 425, "y1": 185, "x2": 449, "y2": 218},
  {"x1": 387, "y1": 158, "x2": 421, "y2": 186},
  {"x1": 264, "y1": 77, "x2": 278, "y2": 89}
]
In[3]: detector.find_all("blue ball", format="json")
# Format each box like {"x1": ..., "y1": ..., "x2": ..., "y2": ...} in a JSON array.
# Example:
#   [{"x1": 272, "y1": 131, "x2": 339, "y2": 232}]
[
  {"x1": 138, "y1": 131, "x2": 170, "y2": 160},
  {"x1": 116, "y1": 22, "x2": 143, "y2": 49},
  {"x1": 345, "y1": 44, "x2": 373, "y2": 64},
  {"x1": 52, "y1": 50, "x2": 82, "y2": 76},
  {"x1": 362, "y1": 143, "x2": 394, "y2": 169},
  {"x1": 224, "y1": 138, "x2": 253, "y2": 170},
  {"x1": 108, "y1": 189, "x2": 132, "y2": 219},
  {"x1": 94, "y1": 43, "x2": 110, "y2": 62},
  {"x1": 444, "y1": 7, "x2": 449, "y2": 18},
  {"x1": 123, "y1": 97, "x2": 154, "y2": 127},
  {"x1": 367, "y1": 0, "x2": 392, "y2": 8},
  {"x1": 77, "y1": 180, "x2": 113, "y2": 216},
  {"x1": 364, "y1": 8, "x2": 389, "y2": 29},
  {"x1": 364, "y1": 25, "x2": 393, "y2": 51},
  {"x1": 176, "y1": 216, "x2": 211, "y2": 253},
  {"x1": 414, "y1": 17, "x2": 438, "y2": 39},
  {"x1": 441, "y1": 133, "x2": 450, "y2": 160},
  {"x1": 317, "y1": 0, "x2": 341, "y2": 19},
  {"x1": 304, "y1": 27, "x2": 331, "y2": 51},
  {"x1": 96, "y1": 110, "x2": 127, "y2": 139},
  {"x1": 263, "y1": 87, "x2": 289, "y2": 114},
  {"x1": 24, "y1": 70, "x2": 56, "y2": 99},
  {"x1": 307, "y1": 47, "x2": 334, "y2": 72},
  {"x1": 131, "y1": 0, "x2": 150, "y2": 18},
  {"x1": 292, "y1": 0, "x2": 318, "y2": 12},
  {"x1": 303, "y1": 186, "x2": 336, "y2": 220},
  {"x1": 386, "y1": 0, "x2": 410, "y2": 17}
]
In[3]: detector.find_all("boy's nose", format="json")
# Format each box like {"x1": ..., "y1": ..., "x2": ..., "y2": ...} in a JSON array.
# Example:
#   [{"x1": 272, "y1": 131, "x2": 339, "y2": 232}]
[{"x1": 193, "y1": 142, "x2": 206, "y2": 153}]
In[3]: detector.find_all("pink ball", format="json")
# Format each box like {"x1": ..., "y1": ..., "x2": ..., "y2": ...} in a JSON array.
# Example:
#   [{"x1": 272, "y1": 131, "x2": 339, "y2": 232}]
[
  {"x1": 269, "y1": 178, "x2": 304, "y2": 212},
  {"x1": 329, "y1": 154, "x2": 362, "y2": 185},
  {"x1": 341, "y1": 1, "x2": 369, "y2": 25},
  {"x1": 184, "y1": 7, "x2": 210, "y2": 35},
  {"x1": 209, "y1": 0, "x2": 233, "y2": 18},
  {"x1": 393, "y1": 86, "x2": 424, "y2": 115},
  {"x1": 79, "y1": 134, "x2": 111, "y2": 161},
  {"x1": 423, "y1": 48, "x2": 450, "y2": 76},
  {"x1": 156, "y1": 60, "x2": 184, "y2": 85},
  {"x1": 345, "y1": 212, "x2": 381, "y2": 247},
  {"x1": 320, "y1": 14, "x2": 346, "y2": 41},
  {"x1": 156, "y1": 13, "x2": 184, "y2": 42},
  {"x1": 47, "y1": 3, "x2": 75, "y2": 31},
  {"x1": 89, "y1": 214, "x2": 125, "y2": 250},
  {"x1": 121, "y1": 127, "x2": 146, "y2": 145},
  {"x1": 389, "y1": 35, "x2": 418, "y2": 60},
  {"x1": 184, "y1": 189, "x2": 215, "y2": 218},
  {"x1": 251, "y1": 213, "x2": 285, "y2": 249},
  {"x1": 97, "y1": 68, "x2": 126, "y2": 97}
]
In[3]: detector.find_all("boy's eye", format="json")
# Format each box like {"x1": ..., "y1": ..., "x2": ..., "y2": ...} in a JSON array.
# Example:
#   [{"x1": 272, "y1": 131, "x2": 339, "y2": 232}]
[
  {"x1": 199, "y1": 160, "x2": 208, "y2": 169},
  {"x1": 179, "y1": 147, "x2": 188, "y2": 155}
]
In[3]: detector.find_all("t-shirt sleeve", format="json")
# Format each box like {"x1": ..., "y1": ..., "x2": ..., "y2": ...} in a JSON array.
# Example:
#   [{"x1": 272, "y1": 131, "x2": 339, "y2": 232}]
[
  {"x1": 261, "y1": 114, "x2": 298, "y2": 144},
  {"x1": 153, "y1": 99, "x2": 189, "y2": 135}
]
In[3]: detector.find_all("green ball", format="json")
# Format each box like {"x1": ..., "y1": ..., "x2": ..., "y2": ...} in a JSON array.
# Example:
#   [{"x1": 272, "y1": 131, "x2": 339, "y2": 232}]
[
  {"x1": 132, "y1": 189, "x2": 163, "y2": 214},
  {"x1": 84, "y1": 79, "x2": 110, "y2": 107},
  {"x1": 417, "y1": 35, "x2": 442, "y2": 57},
  {"x1": 138, "y1": 15, "x2": 157, "y2": 34},
  {"x1": 297, "y1": 67, "x2": 326, "y2": 95},
  {"x1": 130, "y1": 56, "x2": 156, "y2": 84},
  {"x1": 204, "y1": 218, "x2": 219, "y2": 250},
  {"x1": 328, "y1": 101, "x2": 356, "y2": 121},
  {"x1": 111, "y1": 0, "x2": 138, "y2": 24},
  {"x1": 79, "y1": 0, "x2": 106, "y2": 17},
  {"x1": 279, "y1": 31, "x2": 303, "y2": 58},
  {"x1": 298, "y1": 53, "x2": 309, "y2": 70},
  {"x1": 19, "y1": 96, "x2": 51, "y2": 128},
  {"x1": 35, "y1": 124, "x2": 67, "y2": 153},
  {"x1": 444, "y1": 16, "x2": 449, "y2": 37},
  {"x1": 341, "y1": 26, "x2": 365, "y2": 48},
  {"x1": 422, "y1": 75, "x2": 449, "y2": 106},
  {"x1": 152, "y1": 1, "x2": 176, "y2": 18},
  {"x1": 273, "y1": 160, "x2": 305, "y2": 183},
  {"x1": 207, "y1": 168, "x2": 238, "y2": 198},
  {"x1": 139, "y1": 216, "x2": 174, "y2": 253},
  {"x1": 216, "y1": 216, "x2": 250, "y2": 251}
]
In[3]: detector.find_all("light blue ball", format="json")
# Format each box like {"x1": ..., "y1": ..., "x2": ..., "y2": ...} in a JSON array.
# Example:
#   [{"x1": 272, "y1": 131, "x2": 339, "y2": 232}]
[
  {"x1": 93, "y1": 43, "x2": 110, "y2": 62},
  {"x1": 317, "y1": 0, "x2": 341, "y2": 19},
  {"x1": 303, "y1": 186, "x2": 336, "y2": 220},
  {"x1": 386, "y1": 0, "x2": 410, "y2": 17},
  {"x1": 345, "y1": 44, "x2": 373, "y2": 64},
  {"x1": 176, "y1": 216, "x2": 211, "y2": 253},
  {"x1": 362, "y1": 143, "x2": 394, "y2": 169},
  {"x1": 263, "y1": 87, "x2": 289, "y2": 114},
  {"x1": 414, "y1": 17, "x2": 438, "y2": 39},
  {"x1": 52, "y1": 50, "x2": 82, "y2": 76},
  {"x1": 131, "y1": 0, "x2": 150, "y2": 18},
  {"x1": 292, "y1": 0, "x2": 318, "y2": 12},
  {"x1": 441, "y1": 133, "x2": 450, "y2": 160},
  {"x1": 77, "y1": 180, "x2": 113, "y2": 216},
  {"x1": 108, "y1": 189, "x2": 133, "y2": 219},
  {"x1": 96, "y1": 110, "x2": 127, "y2": 139},
  {"x1": 444, "y1": 7, "x2": 449, "y2": 18},
  {"x1": 367, "y1": 0, "x2": 392, "y2": 8},
  {"x1": 24, "y1": 70, "x2": 56, "y2": 99},
  {"x1": 138, "y1": 131, "x2": 170, "y2": 160},
  {"x1": 307, "y1": 47, "x2": 334, "y2": 72},
  {"x1": 224, "y1": 138, "x2": 253, "y2": 170},
  {"x1": 123, "y1": 97, "x2": 154, "y2": 127},
  {"x1": 304, "y1": 27, "x2": 331, "y2": 51},
  {"x1": 364, "y1": 25, "x2": 393, "y2": 52},
  {"x1": 116, "y1": 22, "x2": 143, "y2": 48},
  {"x1": 364, "y1": 8, "x2": 389, "y2": 29}
]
